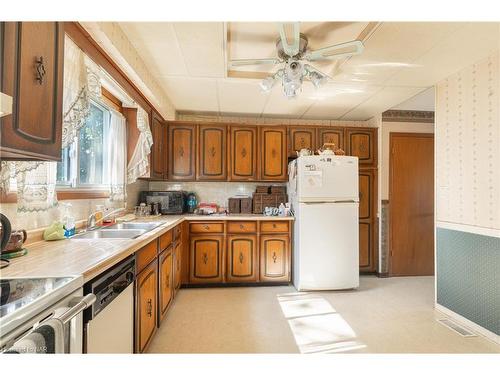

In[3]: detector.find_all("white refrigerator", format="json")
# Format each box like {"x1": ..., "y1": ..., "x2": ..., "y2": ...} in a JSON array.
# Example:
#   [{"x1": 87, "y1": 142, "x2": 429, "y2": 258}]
[{"x1": 288, "y1": 155, "x2": 359, "y2": 291}]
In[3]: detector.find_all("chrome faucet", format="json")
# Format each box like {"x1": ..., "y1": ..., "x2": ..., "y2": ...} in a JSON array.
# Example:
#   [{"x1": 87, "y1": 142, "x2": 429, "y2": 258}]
[{"x1": 86, "y1": 207, "x2": 126, "y2": 231}]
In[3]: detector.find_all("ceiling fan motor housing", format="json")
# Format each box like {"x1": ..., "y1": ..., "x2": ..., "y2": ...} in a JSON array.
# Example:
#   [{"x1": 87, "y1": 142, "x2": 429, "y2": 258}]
[{"x1": 276, "y1": 33, "x2": 308, "y2": 60}]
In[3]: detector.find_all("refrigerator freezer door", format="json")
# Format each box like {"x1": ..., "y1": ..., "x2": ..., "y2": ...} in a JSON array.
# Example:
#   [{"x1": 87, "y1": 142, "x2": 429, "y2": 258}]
[
  {"x1": 294, "y1": 202, "x2": 359, "y2": 290},
  {"x1": 297, "y1": 155, "x2": 358, "y2": 202}
]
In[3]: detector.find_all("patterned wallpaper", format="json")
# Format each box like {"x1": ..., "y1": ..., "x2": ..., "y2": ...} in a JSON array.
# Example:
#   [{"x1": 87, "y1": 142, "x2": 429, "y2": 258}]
[{"x1": 435, "y1": 51, "x2": 500, "y2": 230}]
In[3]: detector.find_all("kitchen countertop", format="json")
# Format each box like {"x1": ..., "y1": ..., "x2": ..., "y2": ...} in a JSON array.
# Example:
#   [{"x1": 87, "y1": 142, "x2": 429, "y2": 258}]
[{"x1": 0, "y1": 214, "x2": 294, "y2": 282}]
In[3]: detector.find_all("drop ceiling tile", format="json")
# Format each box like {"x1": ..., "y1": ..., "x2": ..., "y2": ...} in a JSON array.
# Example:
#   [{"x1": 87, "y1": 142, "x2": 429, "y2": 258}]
[
  {"x1": 217, "y1": 79, "x2": 269, "y2": 114},
  {"x1": 341, "y1": 86, "x2": 427, "y2": 120},
  {"x1": 119, "y1": 22, "x2": 188, "y2": 77},
  {"x1": 262, "y1": 84, "x2": 317, "y2": 117},
  {"x1": 173, "y1": 22, "x2": 225, "y2": 78},
  {"x1": 161, "y1": 77, "x2": 218, "y2": 112}
]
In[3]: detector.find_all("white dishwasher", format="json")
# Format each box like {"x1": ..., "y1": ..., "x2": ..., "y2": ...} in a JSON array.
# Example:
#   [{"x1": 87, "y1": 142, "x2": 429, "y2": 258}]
[{"x1": 83, "y1": 256, "x2": 135, "y2": 353}]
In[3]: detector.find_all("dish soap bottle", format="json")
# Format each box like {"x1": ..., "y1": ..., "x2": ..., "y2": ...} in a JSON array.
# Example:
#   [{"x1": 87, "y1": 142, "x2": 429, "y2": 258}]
[
  {"x1": 186, "y1": 192, "x2": 197, "y2": 214},
  {"x1": 61, "y1": 202, "x2": 76, "y2": 238}
]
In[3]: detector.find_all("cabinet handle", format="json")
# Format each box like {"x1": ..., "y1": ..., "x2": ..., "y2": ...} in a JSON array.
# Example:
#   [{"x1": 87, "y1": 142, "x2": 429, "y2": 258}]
[
  {"x1": 271, "y1": 149, "x2": 277, "y2": 158},
  {"x1": 202, "y1": 253, "x2": 208, "y2": 264},
  {"x1": 35, "y1": 56, "x2": 46, "y2": 85},
  {"x1": 165, "y1": 275, "x2": 170, "y2": 288},
  {"x1": 239, "y1": 224, "x2": 244, "y2": 229},
  {"x1": 179, "y1": 146, "x2": 184, "y2": 157},
  {"x1": 239, "y1": 252, "x2": 244, "y2": 264},
  {"x1": 203, "y1": 225, "x2": 209, "y2": 230},
  {"x1": 241, "y1": 147, "x2": 247, "y2": 158},
  {"x1": 146, "y1": 298, "x2": 152, "y2": 317},
  {"x1": 273, "y1": 223, "x2": 277, "y2": 228},
  {"x1": 272, "y1": 252, "x2": 278, "y2": 263},
  {"x1": 209, "y1": 146, "x2": 216, "y2": 157}
]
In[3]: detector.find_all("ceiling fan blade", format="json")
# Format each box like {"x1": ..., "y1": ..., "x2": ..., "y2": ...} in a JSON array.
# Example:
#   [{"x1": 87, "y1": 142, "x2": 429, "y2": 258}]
[
  {"x1": 304, "y1": 40, "x2": 364, "y2": 61},
  {"x1": 230, "y1": 58, "x2": 281, "y2": 67},
  {"x1": 277, "y1": 22, "x2": 300, "y2": 56}
]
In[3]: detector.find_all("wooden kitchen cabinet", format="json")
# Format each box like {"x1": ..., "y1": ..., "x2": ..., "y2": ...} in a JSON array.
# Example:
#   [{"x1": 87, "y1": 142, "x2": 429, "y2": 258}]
[
  {"x1": 316, "y1": 127, "x2": 344, "y2": 151},
  {"x1": 173, "y1": 240, "x2": 182, "y2": 291},
  {"x1": 358, "y1": 170, "x2": 376, "y2": 221},
  {"x1": 259, "y1": 235, "x2": 290, "y2": 282},
  {"x1": 358, "y1": 169, "x2": 377, "y2": 273},
  {"x1": 136, "y1": 259, "x2": 158, "y2": 353},
  {"x1": 197, "y1": 124, "x2": 227, "y2": 180},
  {"x1": 359, "y1": 222, "x2": 373, "y2": 270},
  {"x1": 345, "y1": 128, "x2": 377, "y2": 167},
  {"x1": 168, "y1": 123, "x2": 196, "y2": 180},
  {"x1": 0, "y1": 22, "x2": 64, "y2": 161},
  {"x1": 229, "y1": 125, "x2": 258, "y2": 181},
  {"x1": 226, "y1": 235, "x2": 258, "y2": 283},
  {"x1": 158, "y1": 247, "x2": 173, "y2": 322},
  {"x1": 150, "y1": 112, "x2": 167, "y2": 179},
  {"x1": 259, "y1": 126, "x2": 287, "y2": 181},
  {"x1": 189, "y1": 235, "x2": 224, "y2": 283},
  {"x1": 288, "y1": 127, "x2": 316, "y2": 157}
]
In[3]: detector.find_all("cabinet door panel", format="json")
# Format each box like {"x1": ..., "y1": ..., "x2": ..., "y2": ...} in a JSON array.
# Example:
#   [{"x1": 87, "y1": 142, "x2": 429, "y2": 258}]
[
  {"x1": 136, "y1": 260, "x2": 158, "y2": 353},
  {"x1": 260, "y1": 235, "x2": 290, "y2": 282},
  {"x1": 229, "y1": 126, "x2": 257, "y2": 180},
  {"x1": 150, "y1": 113, "x2": 165, "y2": 179},
  {"x1": 169, "y1": 124, "x2": 196, "y2": 180},
  {"x1": 316, "y1": 128, "x2": 344, "y2": 151},
  {"x1": 288, "y1": 127, "x2": 315, "y2": 157},
  {"x1": 345, "y1": 128, "x2": 377, "y2": 166},
  {"x1": 197, "y1": 125, "x2": 227, "y2": 180},
  {"x1": 359, "y1": 222, "x2": 371, "y2": 269},
  {"x1": 358, "y1": 171, "x2": 374, "y2": 220},
  {"x1": 158, "y1": 248, "x2": 173, "y2": 322},
  {"x1": 190, "y1": 236, "x2": 223, "y2": 283},
  {"x1": 259, "y1": 127, "x2": 287, "y2": 181},
  {"x1": 1, "y1": 22, "x2": 63, "y2": 160},
  {"x1": 226, "y1": 235, "x2": 258, "y2": 283},
  {"x1": 173, "y1": 241, "x2": 182, "y2": 291}
]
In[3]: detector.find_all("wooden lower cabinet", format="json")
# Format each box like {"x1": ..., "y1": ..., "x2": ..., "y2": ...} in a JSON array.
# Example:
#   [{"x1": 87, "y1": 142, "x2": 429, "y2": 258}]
[
  {"x1": 136, "y1": 259, "x2": 158, "y2": 353},
  {"x1": 173, "y1": 240, "x2": 182, "y2": 291},
  {"x1": 158, "y1": 247, "x2": 173, "y2": 322},
  {"x1": 189, "y1": 235, "x2": 224, "y2": 283},
  {"x1": 259, "y1": 235, "x2": 290, "y2": 282},
  {"x1": 226, "y1": 235, "x2": 258, "y2": 283}
]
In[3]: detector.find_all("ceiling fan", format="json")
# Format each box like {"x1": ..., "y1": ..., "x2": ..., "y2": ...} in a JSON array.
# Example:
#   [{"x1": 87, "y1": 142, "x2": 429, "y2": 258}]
[{"x1": 229, "y1": 22, "x2": 365, "y2": 98}]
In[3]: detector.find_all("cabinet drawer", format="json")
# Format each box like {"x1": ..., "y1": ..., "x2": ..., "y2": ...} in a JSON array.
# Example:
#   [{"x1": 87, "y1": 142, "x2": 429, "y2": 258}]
[
  {"x1": 227, "y1": 221, "x2": 257, "y2": 233},
  {"x1": 159, "y1": 230, "x2": 173, "y2": 251},
  {"x1": 136, "y1": 240, "x2": 158, "y2": 274},
  {"x1": 260, "y1": 221, "x2": 289, "y2": 233},
  {"x1": 190, "y1": 222, "x2": 224, "y2": 233}
]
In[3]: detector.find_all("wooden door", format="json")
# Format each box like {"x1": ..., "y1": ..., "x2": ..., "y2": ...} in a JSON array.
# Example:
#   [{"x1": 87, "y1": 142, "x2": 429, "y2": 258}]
[
  {"x1": 226, "y1": 235, "x2": 258, "y2": 283},
  {"x1": 259, "y1": 126, "x2": 287, "y2": 181},
  {"x1": 288, "y1": 127, "x2": 316, "y2": 157},
  {"x1": 229, "y1": 126, "x2": 257, "y2": 181},
  {"x1": 260, "y1": 235, "x2": 290, "y2": 282},
  {"x1": 345, "y1": 128, "x2": 377, "y2": 166},
  {"x1": 1, "y1": 22, "x2": 64, "y2": 161},
  {"x1": 150, "y1": 113, "x2": 165, "y2": 179},
  {"x1": 173, "y1": 240, "x2": 182, "y2": 291},
  {"x1": 158, "y1": 248, "x2": 173, "y2": 322},
  {"x1": 316, "y1": 128, "x2": 344, "y2": 152},
  {"x1": 190, "y1": 235, "x2": 224, "y2": 283},
  {"x1": 389, "y1": 133, "x2": 434, "y2": 276},
  {"x1": 136, "y1": 259, "x2": 158, "y2": 353},
  {"x1": 168, "y1": 123, "x2": 196, "y2": 180},
  {"x1": 197, "y1": 124, "x2": 227, "y2": 180}
]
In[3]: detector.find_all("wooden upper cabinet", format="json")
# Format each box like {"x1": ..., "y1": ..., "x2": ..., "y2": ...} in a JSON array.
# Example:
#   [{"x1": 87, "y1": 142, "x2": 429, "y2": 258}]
[
  {"x1": 189, "y1": 235, "x2": 224, "y2": 284},
  {"x1": 150, "y1": 112, "x2": 166, "y2": 179},
  {"x1": 229, "y1": 126, "x2": 257, "y2": 181},
  {"x1": 0, "y1": 22, "x2": 64, "y2": 161},
  {"x1": 226, "y1": 235, "x2": 258, "y2": 283},
  {"x1": 316, "y1": 128, "x2": 344, "y2": 151},
  {"x1": 345, "y1": 128, "x2": 377, "y2": 166},
  {"x1": 259, "y1": 126, "x2": 287, "y2": 181},
  {"x1": 288, "y1": 127, "x2": 316, "y2": 157},
  {"x1": 168, "y1": 123, "x2": 196, "y2": 180},
  {"x1": 197, "y1": 125, "x2": 227, "y2": 180},
  {"x1": 136, "y1": 259, "x2": 158, "y2": 353}
]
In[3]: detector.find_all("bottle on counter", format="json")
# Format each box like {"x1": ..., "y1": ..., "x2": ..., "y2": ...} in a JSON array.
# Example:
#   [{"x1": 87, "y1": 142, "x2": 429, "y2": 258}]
[
  {"x1": 278, "y1": 203, "x2": 285, "y2": 217},
  {"x1": 186, "y1": 192, "x2": 197, "y2": 214},
  {"x1": 61, "y1": 202, "x2": 75, "y2": 238}
]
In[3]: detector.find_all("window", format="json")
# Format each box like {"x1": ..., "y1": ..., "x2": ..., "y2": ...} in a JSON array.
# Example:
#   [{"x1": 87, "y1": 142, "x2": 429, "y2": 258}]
[{"x1": 57, "y1": 101, "x2": 111, "y2": 189}]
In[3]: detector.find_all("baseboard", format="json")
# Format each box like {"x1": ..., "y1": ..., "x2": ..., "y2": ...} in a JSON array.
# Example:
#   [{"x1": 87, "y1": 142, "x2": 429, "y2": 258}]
[
  {"x1": 435, "y1": 303, "x2": 500, "y2": 345},
  {"x1": 376, "y1": 272, "x2": 389, "y2": 278}
]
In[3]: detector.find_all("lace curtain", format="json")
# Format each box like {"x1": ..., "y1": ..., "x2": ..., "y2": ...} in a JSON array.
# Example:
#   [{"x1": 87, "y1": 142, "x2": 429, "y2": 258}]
[
  {"x1": 108, "y1": 110, "x2": 127, "y2": 201},
  {"x1": 127, "y1": 107, "x2": 153, "y2": 183}
]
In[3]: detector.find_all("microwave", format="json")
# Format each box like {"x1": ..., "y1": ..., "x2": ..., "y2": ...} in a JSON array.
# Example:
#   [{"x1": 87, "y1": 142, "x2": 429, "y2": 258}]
[{"x1": 139, "y1": 191, "x2": 187, "y2": 214}]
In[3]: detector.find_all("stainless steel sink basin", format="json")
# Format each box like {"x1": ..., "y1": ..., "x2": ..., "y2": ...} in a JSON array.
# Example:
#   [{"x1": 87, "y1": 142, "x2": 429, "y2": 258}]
[
  {"x1": 73, "y1": 229, "x2": 146, "y2": 240},
  {"x1": 101, "y1": 222, "x2": 162, "y2": 231}
]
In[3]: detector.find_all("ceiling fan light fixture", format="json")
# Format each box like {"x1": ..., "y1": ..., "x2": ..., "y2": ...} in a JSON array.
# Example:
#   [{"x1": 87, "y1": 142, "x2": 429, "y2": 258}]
[{"x1": 309, "y1": 71, "x2": 328, "y2": 89}]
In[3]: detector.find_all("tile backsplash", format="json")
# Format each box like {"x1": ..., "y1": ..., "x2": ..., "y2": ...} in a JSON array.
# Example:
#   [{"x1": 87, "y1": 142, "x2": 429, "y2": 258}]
[{"x1": 147, "y1": 181, "x2": 286, "y2": 209}]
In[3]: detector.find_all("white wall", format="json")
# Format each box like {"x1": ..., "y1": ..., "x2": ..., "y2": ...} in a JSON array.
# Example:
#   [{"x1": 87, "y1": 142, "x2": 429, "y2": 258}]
[{"x1": 435, "y1": 51, "x2": 500, "y2": 232}]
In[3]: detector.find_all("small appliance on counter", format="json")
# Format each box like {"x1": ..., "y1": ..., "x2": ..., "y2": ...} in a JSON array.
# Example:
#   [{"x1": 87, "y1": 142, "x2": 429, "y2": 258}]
[{"x1": 139, "y1": 191, "x2": 187, "y2": 214}]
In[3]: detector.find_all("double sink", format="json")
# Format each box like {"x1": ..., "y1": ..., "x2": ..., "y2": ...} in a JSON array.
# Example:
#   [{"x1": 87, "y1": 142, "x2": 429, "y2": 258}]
[{"x1": 73, "y1": 222, "x2": 163, "y2": 240}]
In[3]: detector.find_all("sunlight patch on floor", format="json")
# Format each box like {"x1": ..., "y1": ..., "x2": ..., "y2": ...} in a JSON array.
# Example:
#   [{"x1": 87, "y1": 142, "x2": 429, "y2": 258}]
[{"x1": 277, "y1": 292, "x2": 366, "y2": 354}]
